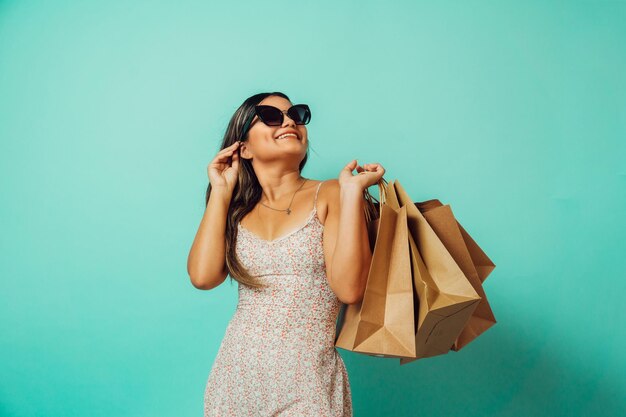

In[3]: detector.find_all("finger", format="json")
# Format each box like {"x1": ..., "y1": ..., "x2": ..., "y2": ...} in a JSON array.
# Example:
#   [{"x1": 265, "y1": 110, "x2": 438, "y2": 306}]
[
  {"x1": 217, "y1": 146, "x2": 240, "y2": 157},
  {"x1": 214, "y1": 151, "x2": 237, "y2": 163},
  {"x1": 211, "y1": 155, "x2": 232, "y2": 166},
  {"x1": 218, "y1": 142, "x2": 240, "y2": 154},
  {"x1": 222, "y1": 143, "x2": 241, "y2": 155},
  {"x1": 216, "y1": 150, "x2": 235, "y2": 160},
  {"x1": 231, "y1": 150, "x2": 239, "y2": 167},
  {"x1": 345, "y1": 159, "x2": 358, "y2": 170}
]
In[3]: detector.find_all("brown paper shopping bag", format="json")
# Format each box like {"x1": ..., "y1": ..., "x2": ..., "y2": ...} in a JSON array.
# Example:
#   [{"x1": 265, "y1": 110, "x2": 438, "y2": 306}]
[
  {"x1": 334, "y1": 178, "x2": 417, "y2": 358},
  {"x1": 390, "y1": 179, "x2": 482, "y2": 365},
  {"x1": 413, "y1": 198, "x2": 497, "y2": 351}
]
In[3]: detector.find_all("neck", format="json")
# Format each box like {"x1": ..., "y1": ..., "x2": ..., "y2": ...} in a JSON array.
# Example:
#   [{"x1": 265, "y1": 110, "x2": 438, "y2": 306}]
[{"x1": 258, "y1": 176, "x2": 307, "y2": 205}]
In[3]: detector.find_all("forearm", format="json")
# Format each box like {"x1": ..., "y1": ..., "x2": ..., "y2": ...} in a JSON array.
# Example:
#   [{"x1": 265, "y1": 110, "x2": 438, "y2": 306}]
[
  {"x1": 187, "y1": 186, "x2": 232, "y2": 289},
  {"x1": 329, "y1": 185, "x2": 372, "y2": 304}
]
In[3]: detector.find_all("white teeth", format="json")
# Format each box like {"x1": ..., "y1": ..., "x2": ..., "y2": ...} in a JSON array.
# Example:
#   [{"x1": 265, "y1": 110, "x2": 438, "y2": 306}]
[{"x1": 278, "y1": 133, "x2": 298, "y2": 139}]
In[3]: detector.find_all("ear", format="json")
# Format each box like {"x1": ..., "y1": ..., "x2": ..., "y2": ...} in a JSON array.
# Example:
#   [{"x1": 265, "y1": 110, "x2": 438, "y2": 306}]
[{"x1": 238, "y1": 141, "x2": 251, "y2": 160}]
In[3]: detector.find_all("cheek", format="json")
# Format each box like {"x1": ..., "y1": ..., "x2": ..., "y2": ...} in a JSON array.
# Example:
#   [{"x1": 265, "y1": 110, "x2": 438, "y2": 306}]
[
  {"x1": 248, "y1": 128, "x2": 275, "y2": 143},
  {"x1": 261, "y1": 125, "x2": 277, "y2": 137}
]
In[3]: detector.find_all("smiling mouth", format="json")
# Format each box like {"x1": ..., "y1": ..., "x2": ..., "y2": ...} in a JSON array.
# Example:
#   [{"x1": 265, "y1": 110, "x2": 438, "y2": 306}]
[{"x1": 276, "y1": 133, "x2": 299, "y2": 140}]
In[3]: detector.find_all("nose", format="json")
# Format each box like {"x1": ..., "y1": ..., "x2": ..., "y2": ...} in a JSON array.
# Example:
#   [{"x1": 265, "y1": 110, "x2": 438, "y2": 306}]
[{"x1": 281, "y1": 111, "x2": 297, "y2": 128}]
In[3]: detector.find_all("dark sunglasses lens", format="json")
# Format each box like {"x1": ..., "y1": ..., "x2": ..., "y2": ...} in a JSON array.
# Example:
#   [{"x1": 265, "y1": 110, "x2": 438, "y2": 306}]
[
  {"x1": 289, "y1": 105, "x2": 311, "y2": 125},
  {"x1": 257, "y1": 106, "x2": 283, "y2": 126}
]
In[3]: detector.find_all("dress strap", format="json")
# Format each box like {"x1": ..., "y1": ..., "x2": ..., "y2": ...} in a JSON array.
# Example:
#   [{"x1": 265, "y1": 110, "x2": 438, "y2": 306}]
[{"x1": 313, "y1": 181, "x2": 324, "y2": 210}]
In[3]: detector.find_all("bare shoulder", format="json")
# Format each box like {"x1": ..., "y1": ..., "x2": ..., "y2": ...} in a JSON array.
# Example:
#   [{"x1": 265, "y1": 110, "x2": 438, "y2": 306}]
[
  {"x1": 319, "y1": 178, "x2": 340, "y2": 193},
  {"x1": 317, "y1": 179, "x2": 340, "y2": 226}
]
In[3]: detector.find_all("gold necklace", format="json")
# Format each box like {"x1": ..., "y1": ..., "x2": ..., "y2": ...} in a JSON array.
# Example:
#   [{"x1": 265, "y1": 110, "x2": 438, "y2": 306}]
[{"x1": 259, "y1": 178, "x2": 308, "y2": 215}]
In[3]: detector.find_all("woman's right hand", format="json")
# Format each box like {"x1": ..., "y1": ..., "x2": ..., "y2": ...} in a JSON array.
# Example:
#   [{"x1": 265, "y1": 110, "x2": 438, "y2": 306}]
[{"x1": 207, "y1": 141, "x2": 241, "y2": 193}]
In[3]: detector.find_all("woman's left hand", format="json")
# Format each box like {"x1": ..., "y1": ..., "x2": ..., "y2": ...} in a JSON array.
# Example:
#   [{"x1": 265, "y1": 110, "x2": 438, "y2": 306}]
[{"x1": 339, "y1": 159, "x2": 386, "y2": 191}]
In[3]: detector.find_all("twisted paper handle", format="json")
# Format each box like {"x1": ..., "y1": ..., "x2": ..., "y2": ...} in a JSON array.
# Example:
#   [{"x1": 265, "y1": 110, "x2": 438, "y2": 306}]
[{"x1": 362, "y1": 177, "x2": 389, "y2": 223}]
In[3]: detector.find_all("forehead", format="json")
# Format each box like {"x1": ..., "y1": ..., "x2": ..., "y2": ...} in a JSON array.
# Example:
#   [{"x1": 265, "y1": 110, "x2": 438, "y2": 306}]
[{"x1": 258, "y1": 95, "x2": 292, "y2": 109}]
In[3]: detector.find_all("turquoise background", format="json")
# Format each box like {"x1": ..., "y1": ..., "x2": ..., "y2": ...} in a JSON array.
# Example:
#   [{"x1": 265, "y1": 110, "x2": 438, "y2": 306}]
[{"x1": 1, "y1": 1, "x2": 624, "y2": 416}]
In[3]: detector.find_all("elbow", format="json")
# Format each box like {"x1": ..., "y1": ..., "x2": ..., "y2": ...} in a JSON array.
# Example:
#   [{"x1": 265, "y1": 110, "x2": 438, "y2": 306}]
[
  {"x1": 190, "y1": 278, "x2": 211, "y2": 290},
  {"x1": 340, "y1": 292, "x2": 363, "y2": 305},
  {"x1": 343, "y1": 255, "x2": 371, "y2": 305},
  {"x1": 338, "y1": 276, "x2": 367, "y2": 305},
  {"x1": 189, "y1": 274, "x2": 210, "y2": 290},
  {"x1": 334, "y1": 262, "x2": 369, "y2": 305},
  {"x1": 188, "y1": 271, "x2": 226, "y2": 290}
]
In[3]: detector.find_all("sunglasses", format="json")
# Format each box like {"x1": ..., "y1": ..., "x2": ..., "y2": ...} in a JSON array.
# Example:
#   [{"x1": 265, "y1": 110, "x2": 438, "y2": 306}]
[{"x1": 241, "y1": 104, "x2": 311, "y2": 139}]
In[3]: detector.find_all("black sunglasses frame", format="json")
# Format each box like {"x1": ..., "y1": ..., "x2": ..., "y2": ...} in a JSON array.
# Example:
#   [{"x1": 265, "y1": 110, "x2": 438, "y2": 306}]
[{"x1": 240, "y1": 104, "x2": 311, "y2": 140}]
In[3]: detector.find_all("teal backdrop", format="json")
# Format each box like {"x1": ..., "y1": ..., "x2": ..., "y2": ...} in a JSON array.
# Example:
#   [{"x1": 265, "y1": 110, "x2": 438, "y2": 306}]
[{"x1": 1, "y1": 1, "x2": 624, "y2": 416}]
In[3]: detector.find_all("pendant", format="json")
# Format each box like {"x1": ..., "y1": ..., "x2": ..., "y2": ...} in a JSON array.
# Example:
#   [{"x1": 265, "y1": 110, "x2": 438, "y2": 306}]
[{"x1": 286, "y1": 208, "x2": 291, "y2": 215}]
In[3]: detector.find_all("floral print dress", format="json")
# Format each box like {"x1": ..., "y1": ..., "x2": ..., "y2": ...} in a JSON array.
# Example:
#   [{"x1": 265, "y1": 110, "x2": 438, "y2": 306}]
[{"x1": 204, "y1": 180, "x2": 353, "y2": 416}]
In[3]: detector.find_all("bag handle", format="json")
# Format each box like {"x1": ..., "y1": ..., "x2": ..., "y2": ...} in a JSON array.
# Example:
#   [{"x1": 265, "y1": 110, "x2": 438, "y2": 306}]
[{"x1": 362, "y1": 177, "x2": 389, "y2": 223}]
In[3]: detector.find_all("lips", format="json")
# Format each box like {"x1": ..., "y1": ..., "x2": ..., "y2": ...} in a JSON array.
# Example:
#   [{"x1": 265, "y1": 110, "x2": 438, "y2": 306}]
[{"x1": 275, "y1": 130, "x2": 300, "y2": 140}]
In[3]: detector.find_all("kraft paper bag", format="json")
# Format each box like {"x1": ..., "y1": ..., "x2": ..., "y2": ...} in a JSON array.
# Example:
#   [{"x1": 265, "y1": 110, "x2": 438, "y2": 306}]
[
  {"x1": 413, "y1": 198, "x2": 497, "y2": 352},
  {"x1": 387, "y1": 180, "x2": 481, "y2": 365},
  {"x1": 415, "y1": 199, "x2": 496, "y2": 283},
  {"x1": 334, "y1": 178, "x2": 417, "y2": 358}
]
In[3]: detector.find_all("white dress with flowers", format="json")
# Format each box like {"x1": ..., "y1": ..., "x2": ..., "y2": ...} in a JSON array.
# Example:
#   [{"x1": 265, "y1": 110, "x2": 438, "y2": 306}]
[{"x1": 204, "y1": 181, "x2": 353, "y2": 416}]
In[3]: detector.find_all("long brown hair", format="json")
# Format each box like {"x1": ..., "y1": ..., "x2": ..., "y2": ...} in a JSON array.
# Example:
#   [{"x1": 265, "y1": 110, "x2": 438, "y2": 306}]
[{"x1": 205, "y1": 92, "x2": 310, "y2": 289}]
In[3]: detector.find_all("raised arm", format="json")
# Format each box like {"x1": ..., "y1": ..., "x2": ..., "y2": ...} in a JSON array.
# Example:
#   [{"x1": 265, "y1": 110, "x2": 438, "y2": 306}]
[
  {"x1": 187, "y1": 186, "x2": 232, "y2": 290},
  {"x1": 322, "y1": 179, "x2": 372, "y2": 304},
  {"x1": 187, "y1": 141, "x2": 241, "y2": 290},
  {"x1": 322, "y1": 160, "x2": 385, "y2": 304}
]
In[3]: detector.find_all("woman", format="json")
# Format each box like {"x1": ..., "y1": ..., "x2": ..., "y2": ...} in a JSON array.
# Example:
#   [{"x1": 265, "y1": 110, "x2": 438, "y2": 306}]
[{"x1": 187, "y1": 91, "x2": 385, "y2": 416}]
